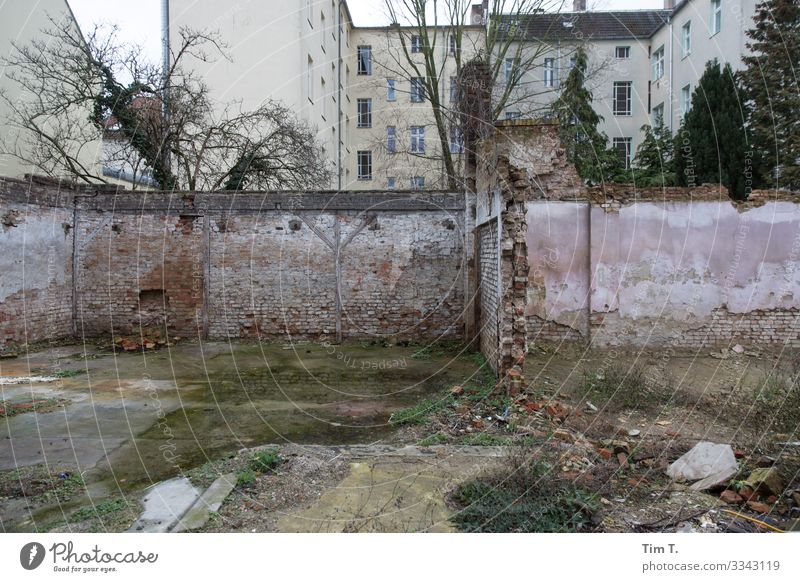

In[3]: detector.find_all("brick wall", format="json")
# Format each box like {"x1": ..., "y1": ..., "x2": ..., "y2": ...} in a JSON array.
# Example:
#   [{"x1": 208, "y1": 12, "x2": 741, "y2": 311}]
[
  {"x1": 0, "y1": 179, "x2": 74, "y2": 347},
  {"x1": 0, "y1": 182, "x2": 468, "y2": 347},
  {"x1": 477, "y1": 222, "x2": 499, "y2": 372}
]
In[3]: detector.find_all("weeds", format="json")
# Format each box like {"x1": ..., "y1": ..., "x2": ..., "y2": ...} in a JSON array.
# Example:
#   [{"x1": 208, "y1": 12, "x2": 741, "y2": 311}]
[
  {"x1": 249, "y1": 449, "x2": 282, "y2": 473},
  {"x1": 235, "y1": 468, "x2": 257, "y2": 489},
  {"x1": 753, "y1": 367, "x2": 800, "y2": 434},
  {"x1": 390, "y1": 397, "x2": 452, "y2": 426},
  {"x1": 580, "y1": 362, "x2": 667, "y2": 410},
  {"x1": 450, "y1": 447, "x2": 598, "y2": 533},
  {"x1": 459, "y1": 433, "x2": 512, "y2": 446}
]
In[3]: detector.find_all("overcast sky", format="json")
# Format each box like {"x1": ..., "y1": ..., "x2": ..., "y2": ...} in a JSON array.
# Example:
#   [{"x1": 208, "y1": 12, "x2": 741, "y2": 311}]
[{"x1": 67, "y1": 0, "x2": 665, "y2": 63}]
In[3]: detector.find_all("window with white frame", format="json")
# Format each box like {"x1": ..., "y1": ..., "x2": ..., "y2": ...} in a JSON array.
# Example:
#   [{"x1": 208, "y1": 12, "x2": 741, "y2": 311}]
[
  {"x1": 386, "y1": 126, "x2": 396, "y2": 153},
  {"x1": 680, "y1": 84, "x2": 691, "y2": 116},
  {"x1": 612, "y1": 138, "x2": 632, "y2": 170},
  {"x1": 615, "y1": 46, "x2": 630, "y2": 59},
  {"x1": 410, "y1": 77, "x2": 425, "y2": 102},
  {"x1": 505, "y1": 111, "x2": 522, "y2": 120},
  {"x1": 357, "y1": 46, "x2": 372, "y2": 75},
  {"x1": 357, "y1": 150, "x2": 372, "y2": 180},
  {"x1": 387, "y1": 79, "x2": 396, "y2": 101},
  {"x1": 613, "y1": 82, "x2": 632, "y2": 116},
  {"x1": 681, "y1": 21, "x2": 692, "y2": 57},
  {"x1": 449, "y1": 34, "x2": 457, "y2": 55},
  {"x1": 411, "y1": 35, "x2": 423, "y2": 53},
  {"x1": 652, "y1": 103, "x2": 665, "y2": 127},
  {"x1": 387, "y1": 177, "x2": 397, "y2": 189},
  {"x1": 504, "y1": 58, "x2": 519, "y2": 85},
  {"x1": 544, "y1": 57, "x2": 555, "y2": 87},
  {"x1": 710, "y1": 0, "x2": 722, "y2": 35},
  {"x1": 410, "y1": 176, "x2": 425, "y2": 190},
  {"x1": 356, "y1": 98, "x2": 371, "y2": 128},
  {"x1": 450, "y1": 76, "x2": 458, "y2": 102},
  {"x1": 410, "y1": 126, "x2": 425, "y2": 154},
  {"x1": 450, "y1": 125, "x2": 464, "y2": 154},
  {"x1": 652, "y1": 45, "x2": 665, "y2": 81}
]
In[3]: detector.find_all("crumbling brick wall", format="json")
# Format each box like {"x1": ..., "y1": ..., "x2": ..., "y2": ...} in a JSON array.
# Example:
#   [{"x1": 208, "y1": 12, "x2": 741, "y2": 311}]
[{"x1": 0, "y1": 178, "x2": 75, "y2": 347}]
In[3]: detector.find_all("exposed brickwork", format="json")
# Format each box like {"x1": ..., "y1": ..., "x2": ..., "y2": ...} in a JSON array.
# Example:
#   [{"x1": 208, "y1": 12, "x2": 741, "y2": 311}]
[
  {"x1": 0, "y1": 179, "x2": 74, "y2": 348},
  {"x1": 477, "y1": 222, "x2": 499, "y2": 372},
  {"x1": 527, "y1": 316, "x2": 585, "y2": 343}
]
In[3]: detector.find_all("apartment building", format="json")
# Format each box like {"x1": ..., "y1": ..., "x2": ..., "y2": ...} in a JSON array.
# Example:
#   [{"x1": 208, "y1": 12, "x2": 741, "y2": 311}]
[
  {"x1": 165, "y1": 0, "x2": 760, "y2": 188},
  {"x1": 0, "y1": 0, "x2": 102, "y2": 180}
]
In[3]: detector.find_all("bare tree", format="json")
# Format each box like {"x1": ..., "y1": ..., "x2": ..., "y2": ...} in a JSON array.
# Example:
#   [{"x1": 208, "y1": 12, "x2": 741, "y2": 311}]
[
  {"x1": 379, "y1": 0, "x2": 573, "y2": 190},
  {"x1": 0, "y1": 18, "x2": 332, "y2": 191}
]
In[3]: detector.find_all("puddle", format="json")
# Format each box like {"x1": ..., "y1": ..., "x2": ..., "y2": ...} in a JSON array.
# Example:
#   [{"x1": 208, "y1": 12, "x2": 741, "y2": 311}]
[{"x1": 1, "y1": 341, "x2": 487, "y2": 531}]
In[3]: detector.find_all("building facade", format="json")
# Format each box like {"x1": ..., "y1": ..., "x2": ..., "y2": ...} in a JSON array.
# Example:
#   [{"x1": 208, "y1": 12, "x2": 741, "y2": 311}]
[{"x1": 163, "y1": 0, "x2": 761, "y2": 188}]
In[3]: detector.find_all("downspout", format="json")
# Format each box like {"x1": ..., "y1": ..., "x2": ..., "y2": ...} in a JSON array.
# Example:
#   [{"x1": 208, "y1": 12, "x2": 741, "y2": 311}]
[
  {"x1": 161, "y1": 0, "x2": 171, "y2": 178},
  {"x1": 337, "y1": 2, "x2": 343, "y2": 191},
  {"x1": 667, "y1": 14, "x2": 674, "y2": 132}
]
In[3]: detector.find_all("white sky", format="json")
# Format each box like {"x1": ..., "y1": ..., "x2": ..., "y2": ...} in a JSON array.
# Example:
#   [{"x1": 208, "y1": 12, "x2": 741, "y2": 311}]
[{"x1": 67, "y1": 0, "x2": 666, "y2": 64}]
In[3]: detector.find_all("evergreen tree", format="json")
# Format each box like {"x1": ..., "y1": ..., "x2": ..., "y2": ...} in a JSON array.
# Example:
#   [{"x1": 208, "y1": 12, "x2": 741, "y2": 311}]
[
  {"x1": 631, "y1": 117, "x2": 676, "y2": 186},
  {"x1": 674, "y1": 61, "x2": 758, "y2": 199},
  {"x1": 740, "y1": 0, "x2": 800, "y2": 190},
  {"x1": 551, "y1": 48, "x2": 621, "y2": 184}
]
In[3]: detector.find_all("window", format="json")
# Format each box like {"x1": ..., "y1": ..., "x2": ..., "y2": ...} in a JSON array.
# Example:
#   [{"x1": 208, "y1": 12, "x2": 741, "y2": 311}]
[
  {"x1": 449, "y1": 76, "x2": 458, "y2": 102},
  {"x1": 410, "y1": 176, "x2": 425, "y2": 190},
  {"x1": 410, "y1": 77, "x2": 425, "y2": 102},
  {"x1": 306, "y1": 55, "x2": 314, "y2": 101},
  {"x1": 386, "y1": 126, "x2": 396, "y2": 153},
  {"x1": 505, "y1": 111, "x2": 522, "y2": 120},
  {"x1": 357, "y1": 98, "x2": 372, "y2": 128},
  {"x1": 612, "y1": 138, "x2": 632, "y2": 170},
  {"x1": 387, "y1": 177, "x2": 397, "y2": 189},
  {"x1": 449, "y1": 34, "x2": 459, "y2": 55},
  {"x1": 504, "y1": 58, "x2": 519, "y2": 84},
  {"x1": 613, "y1": 82, "x2": 632, "y2": 116},
  {"x1": 680, "y1": 84, "x2": 691, "y2": 116},
  {"x1": 357, "y1": 151, "x2": 372, "y2": 180},
  {"x1": 357, "y1": 45, "x2": 372, "y2": 75},
  {"x1": 387, "y1": 79, "x2": 396, "y2": 101},
  {"x1": 652, "y1": 45, "x2": 665, "y2": 81},
  {"x1": 410, "y1": 126, "x2": 425, "y2": 154},
  {"x1": 710, "y1": 0, "x2": 722, "y2": 35},
  {"x1": 652, "y1": 103, "x2": 665, "y2": 127},
  {"x1": 681, "y1": 21, "x2": 692, "y2": 57},
  {"x1": 615, "y1": 46, "x2": 630, "y2": 59},
  {"x1": 544, "y1": 57, "x2": 555, "y2": 87},
  {"x1": 411, "y1": 35, "x2": 422, "y2": 53},
  {"x1": 450, "y1": 125, "x2": 464, "y2": 154}
]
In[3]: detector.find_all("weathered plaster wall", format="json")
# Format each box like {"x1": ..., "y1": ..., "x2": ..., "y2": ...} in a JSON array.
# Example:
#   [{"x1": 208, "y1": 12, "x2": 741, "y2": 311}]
[
  {"x1": 0, "y1": 182, "x2": 468, "y2": 347},
  {"x1": 526, "y1": 198, "x2": 800, "y2": 347},
  {"x1": 0, "y1": 179, "x2": 74, "y2": 345}
]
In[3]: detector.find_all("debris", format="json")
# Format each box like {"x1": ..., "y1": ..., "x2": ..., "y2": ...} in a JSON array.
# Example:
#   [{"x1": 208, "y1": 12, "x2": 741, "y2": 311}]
[
  {"x1": 628, "y1": 429, "x2": 640, "y2": 437},
  {"x1": 596, "y1": 448, "x2": 613, "y2": 460},
  {"x1": 731, "y1": 344, "x2": 745, "y2": 354},
  {"x1": 690, "y1": 467, "x2": 739, "y2": 491},
  {"x1": 720, "y1": 490, "x2": 744, "y2": 504},
  {"x1": 450, "y1": 385, "x2": 464, "y2": 396},
  {"x1": 746, "y1": 500, "x2": 771, "y2": 514},
  {"x1": 585, "y1": 401, "x2": 598, "y2": 412},
  {"x1": 655, "y1": 420, "x2": 671, "y2": 426},
  {"x1": 666, "y1": 442, "x2": 738, "y2": 483},
  {"x1": 617, "y1": 452, "x2": 628, "y2": 467},
  {"x1": 744, "y1": 467, "x2": 784, "y2": 497}
]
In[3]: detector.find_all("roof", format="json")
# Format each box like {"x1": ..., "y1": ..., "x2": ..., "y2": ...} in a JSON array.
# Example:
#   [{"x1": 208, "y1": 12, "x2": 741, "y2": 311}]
[{"x1": 501, "y1": 10, "x2": 671, "y2": 42}]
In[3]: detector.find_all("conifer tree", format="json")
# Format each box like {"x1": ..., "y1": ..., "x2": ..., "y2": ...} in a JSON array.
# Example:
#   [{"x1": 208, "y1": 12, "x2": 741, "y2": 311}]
[
  {"x1": 740, "y1": 0, "x2": 800, "y2": 190},
  {"x1": 631, "y1": 116, "x2": 675, "y2": 186},
  {"x1": 551, "y1": 48, "x2": 620, "y2": 183},
  {"x1": 674, "y1": 61, "x2": 758, "y2": 199}
]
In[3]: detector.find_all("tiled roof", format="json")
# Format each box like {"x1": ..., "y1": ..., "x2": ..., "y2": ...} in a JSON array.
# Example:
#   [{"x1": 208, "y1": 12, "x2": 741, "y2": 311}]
[{"x1": 500, "y1": 10, "x2": 671, "y2": 42}]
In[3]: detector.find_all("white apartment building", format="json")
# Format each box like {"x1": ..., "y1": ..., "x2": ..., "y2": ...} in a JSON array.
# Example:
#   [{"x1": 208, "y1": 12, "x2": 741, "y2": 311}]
[{"x1": 164, "y1": 0, "x2": 761, "y2": 188}]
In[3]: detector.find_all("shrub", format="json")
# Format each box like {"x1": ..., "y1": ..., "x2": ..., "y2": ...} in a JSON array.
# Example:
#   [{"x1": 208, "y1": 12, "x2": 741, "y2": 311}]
[
  {"x1": 235, "y1": 468, "x2": 256, "y2": 488},
  {"x1": 249, "y1": 449, "x2": 281, "y2": 474}
]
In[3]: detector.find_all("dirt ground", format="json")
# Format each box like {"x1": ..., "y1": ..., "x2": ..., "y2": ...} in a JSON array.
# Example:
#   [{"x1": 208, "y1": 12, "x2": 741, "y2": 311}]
[{"x1": 1, "y1": 341, "x2": 799, "y2": 533}]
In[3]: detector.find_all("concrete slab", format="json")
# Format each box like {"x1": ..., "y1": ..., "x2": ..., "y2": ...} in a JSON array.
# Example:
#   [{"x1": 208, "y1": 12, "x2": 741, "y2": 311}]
[
  {"x1": 173, "y1": 473, "x2": 236, "y2": 532},
  {"x1": 127, "y1": 477, "x2": 200, "y2": 533},
  {"x1": 667, "y1": 442, "x2": 738, "y2": 483}
]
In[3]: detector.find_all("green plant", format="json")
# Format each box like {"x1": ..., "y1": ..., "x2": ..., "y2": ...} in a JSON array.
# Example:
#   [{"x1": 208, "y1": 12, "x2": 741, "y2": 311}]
[
  {"x1": 249, "y1": 449, "x2": 281, "y2": 474},
  {"x1": 389, "y1": 397, "x2": 451, "y2": 426},
  {"x1": 53, "y1": 369, "x2": 83, "y2": 378},
  {"x1": 753, "y1": 369, "x2": 800, "y2": 434},
  {"x1": 460, "y1": 433, "x2": 512, "y2": 446},
  {"x1": 419, "y1": 432, "x2": 449, "y2": 446},
  {"x1": 450, "y1": 450, "x2": 598, "y2": 533},
  {"x1": 580, "y1": 362, "x2": 664, "y2": 410},
  {"x1": 235, "y1": 468, "x2": 256, "y2": 488},
  {"x1": 69, "y1": 498, "x2": 131, "y2": 523}
]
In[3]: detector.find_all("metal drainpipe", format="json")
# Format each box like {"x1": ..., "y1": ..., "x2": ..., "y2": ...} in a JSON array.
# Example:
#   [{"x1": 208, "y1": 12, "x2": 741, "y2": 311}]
[
  {"x1": 161, "y1": 0, "x2": 171, "y2": 177},
  {"x1": 337, "y1": 2, "x2": 343, "y2": 191},
  {"x1": 668, "y1": 15, "x2": 674, "y2": 133}
]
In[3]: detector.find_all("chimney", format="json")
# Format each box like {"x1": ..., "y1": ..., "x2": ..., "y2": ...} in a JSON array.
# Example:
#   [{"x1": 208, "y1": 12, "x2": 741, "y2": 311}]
[
  {"x1": 664, "y1": 0, "x2": 676, "y2": 8},
  {"x1": 470, "y1": 1, "x2": 488, "y2": 25},
  {"x1": 573, "y1": 0, "x2": 586, "y2": 11}
]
